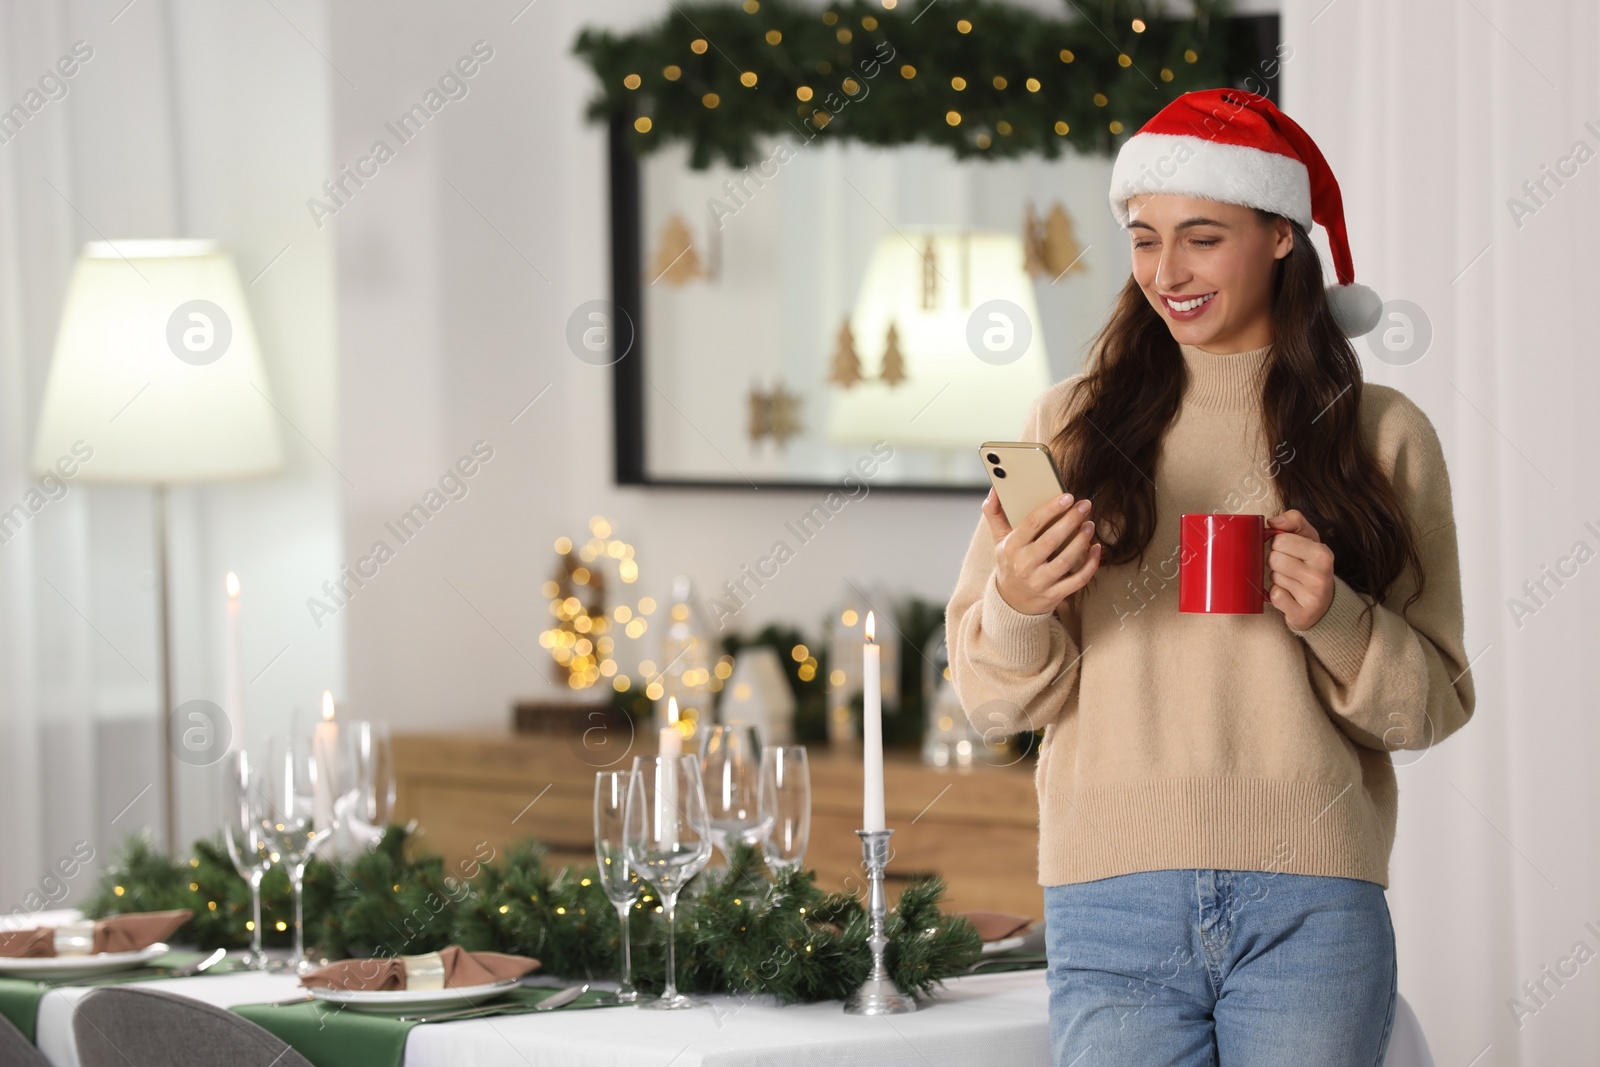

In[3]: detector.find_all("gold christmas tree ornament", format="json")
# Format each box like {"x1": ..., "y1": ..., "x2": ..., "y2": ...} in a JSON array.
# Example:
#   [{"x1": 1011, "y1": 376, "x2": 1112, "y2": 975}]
[
  {"x1": 879, "y1": 321, "x2": 907, "y2": 386},
  {"x1": 1023, "y1": 201, "x2": 1048, "y2": 276},
  {"x1": 1044, "y1": 202, "x2": 1088, "y2": 279},
  {"x1": 827, "y1": 319, "x2": 865, "y2": 388},
  {"x1": 1023, "y1": 200, "x2": 1088, "y2": 281},
  {"x1": 647, "y1": 212, "x2": 708, "y2": 285}
]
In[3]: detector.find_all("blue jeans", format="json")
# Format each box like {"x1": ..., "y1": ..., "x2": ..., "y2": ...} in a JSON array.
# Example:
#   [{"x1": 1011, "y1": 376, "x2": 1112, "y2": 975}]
[{"x1": 1044, "y1": 869, "x2": 1396, "y2": 1067}]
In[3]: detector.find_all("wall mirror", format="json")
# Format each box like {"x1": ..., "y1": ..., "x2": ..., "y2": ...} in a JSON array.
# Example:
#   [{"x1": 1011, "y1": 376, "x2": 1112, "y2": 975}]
[{"x1": 607, "y1": 15, "x2": 1280, "y2": 492}]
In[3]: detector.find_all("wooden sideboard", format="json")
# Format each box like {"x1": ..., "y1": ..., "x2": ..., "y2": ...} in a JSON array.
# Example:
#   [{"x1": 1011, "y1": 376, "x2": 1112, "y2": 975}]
[{"x1": 393, "y1": 732, "x2": 1046, "y2": 920}]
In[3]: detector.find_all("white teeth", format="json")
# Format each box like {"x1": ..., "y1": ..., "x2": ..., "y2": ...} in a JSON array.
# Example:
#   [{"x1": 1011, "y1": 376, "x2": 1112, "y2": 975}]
[{"x1": 1166, "y1": 292, "x2": 1215, "y2": 312}]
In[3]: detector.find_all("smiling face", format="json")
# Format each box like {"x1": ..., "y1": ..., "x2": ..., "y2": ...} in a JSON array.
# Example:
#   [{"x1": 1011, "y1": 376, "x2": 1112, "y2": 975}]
[{"x1": 1125, "y1": 193, "x2": 1294, "y2": 353}]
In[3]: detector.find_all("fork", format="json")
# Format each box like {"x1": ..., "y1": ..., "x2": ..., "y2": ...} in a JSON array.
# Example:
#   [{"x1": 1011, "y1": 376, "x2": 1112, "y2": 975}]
[{"x1": 397, "y1": 983, "x2": 591, "y2": 1024}]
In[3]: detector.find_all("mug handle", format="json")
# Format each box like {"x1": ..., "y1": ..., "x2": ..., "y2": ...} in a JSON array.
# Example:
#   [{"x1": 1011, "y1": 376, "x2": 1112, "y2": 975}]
[{"x1": 1260, "y1": 522, "x2": 1276, "y2": 603}]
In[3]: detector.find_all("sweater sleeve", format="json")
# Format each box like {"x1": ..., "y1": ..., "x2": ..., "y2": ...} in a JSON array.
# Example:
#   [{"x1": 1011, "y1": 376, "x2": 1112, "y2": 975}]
[
  {"x1": 944, "y1": 382, "x2": 1087, "y2": 739},
  {"x1": 1286, "y1": 393, "x2": 1476, "y2": 752}
]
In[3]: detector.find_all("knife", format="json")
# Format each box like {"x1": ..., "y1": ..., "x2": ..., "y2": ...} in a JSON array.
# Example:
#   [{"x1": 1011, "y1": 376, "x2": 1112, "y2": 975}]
[
  {"x1": 533, "y1": 983, "x2": 589, "y2": 1012},
  {"x1": 166, "y1": 948, "x2": 228, "y2": 978}
]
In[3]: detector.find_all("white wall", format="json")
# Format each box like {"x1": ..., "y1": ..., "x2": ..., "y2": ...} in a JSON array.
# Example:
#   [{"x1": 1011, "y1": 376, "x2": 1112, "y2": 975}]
[
  {"x1": 329, "y1": 0, "x2": 994, "y2": 731},
  {"x1": 1286, "y1": 0, "x2": 1600, "y2": 1061}
]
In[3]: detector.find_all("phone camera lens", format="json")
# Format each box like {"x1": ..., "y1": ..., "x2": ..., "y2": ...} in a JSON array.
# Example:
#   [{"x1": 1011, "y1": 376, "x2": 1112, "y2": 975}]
[
  {"x1": 985, "y1": 452, "x2": 1001, "y2": 465},
  {"x1": 993, "y1": 467, "x2": 1007, "y2": 479}
]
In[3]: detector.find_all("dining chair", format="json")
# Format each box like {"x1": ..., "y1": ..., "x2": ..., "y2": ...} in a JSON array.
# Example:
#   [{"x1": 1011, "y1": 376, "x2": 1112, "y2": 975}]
[
  {"x1": 0, "y1": 1012, "x2": 48, "y2": 1067},
  {"x1": 72, "y1": 987, "x2": 313, "y2": 1067}
]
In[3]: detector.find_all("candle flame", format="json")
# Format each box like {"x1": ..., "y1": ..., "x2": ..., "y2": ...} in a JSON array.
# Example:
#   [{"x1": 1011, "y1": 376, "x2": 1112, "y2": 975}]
[
  {"x1": 321, "y1": 690, "x2": 335, "y2": 721},
  {"x1": 666, "y1": 695, "x2": 679, "y2": 724},
  {"x1": 226, "y1": 572, "x2": 240, "y2": 598},
  {"x1": 865, "y1": 611, "x2": 876, "y2": 642}
]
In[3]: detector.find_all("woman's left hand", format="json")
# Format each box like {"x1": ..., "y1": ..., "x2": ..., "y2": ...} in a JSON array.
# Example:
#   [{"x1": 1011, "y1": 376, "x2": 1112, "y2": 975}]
[{"x1": 1265, "y1": 510, "x2": 1335, "y2": 630}]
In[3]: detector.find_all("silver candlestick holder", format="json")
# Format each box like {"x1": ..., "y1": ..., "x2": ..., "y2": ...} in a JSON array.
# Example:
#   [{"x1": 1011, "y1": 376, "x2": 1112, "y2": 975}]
[{"x1": 844, "y1": 828, "x2": 918, "y2": 1015}]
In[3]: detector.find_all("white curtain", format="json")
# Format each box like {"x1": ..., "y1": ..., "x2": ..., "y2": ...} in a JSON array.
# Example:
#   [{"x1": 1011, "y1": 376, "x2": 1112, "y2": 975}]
[
  {"x1": 0, "y1": 0, "x2": 345, "y2": 914},
  {"x1": 1287, "y1": 0, "x2": 1600, "y2": 1061},
  {"x1": 0, "y1": 0, "x2": 119, "y2": 921}
]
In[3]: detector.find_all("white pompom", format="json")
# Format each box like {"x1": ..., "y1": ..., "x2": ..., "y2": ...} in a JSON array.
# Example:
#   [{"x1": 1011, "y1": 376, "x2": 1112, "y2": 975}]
[{"x1": 1326, "y1": 282, "x2": 1383, "y2": 337}]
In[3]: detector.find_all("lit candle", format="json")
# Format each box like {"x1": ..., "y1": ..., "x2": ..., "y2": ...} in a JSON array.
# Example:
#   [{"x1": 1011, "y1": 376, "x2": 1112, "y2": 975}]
[
  {"x1": 312, "y1": 690, "x2": 339, "y2": 835},
  {"x1": 224, "y1": 573, "x2": 244, "y2": 754},
  {"x1": 659, "y1": 695, "x2": 682, "y2": 759},
  {"x1": 862, "y1": 612, "x2": 885, "y2": 832},
  {"x1": 659, "y1": 697, "x2": 681, "y2": 849}
]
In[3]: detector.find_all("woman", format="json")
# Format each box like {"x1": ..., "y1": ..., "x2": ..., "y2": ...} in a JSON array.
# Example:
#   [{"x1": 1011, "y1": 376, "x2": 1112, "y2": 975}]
[{"x1": 945, "y1": 90, "x2": 1475, "y2": 1066}]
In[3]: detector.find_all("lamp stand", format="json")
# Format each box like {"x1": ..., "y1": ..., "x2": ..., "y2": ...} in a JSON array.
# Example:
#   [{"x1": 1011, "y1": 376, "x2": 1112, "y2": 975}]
[{"x1": 153, "y1": 484, "x2": 177, "y2": 854}]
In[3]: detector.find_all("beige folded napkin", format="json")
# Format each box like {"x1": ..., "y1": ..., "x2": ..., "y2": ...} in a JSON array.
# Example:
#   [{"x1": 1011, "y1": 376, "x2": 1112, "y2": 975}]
[
  {"x1": 0, "y1": 928, "x2": 55, "y2": 958},
  {"x1": 960, "y1": 911, "x2": 1034, "y2": 943},
  {"x1": 0, "y1": 909, "x2": 191, "y2": 958},
  {"x1": 299, "y1": 945, "x2": 540, "y2": 991}
]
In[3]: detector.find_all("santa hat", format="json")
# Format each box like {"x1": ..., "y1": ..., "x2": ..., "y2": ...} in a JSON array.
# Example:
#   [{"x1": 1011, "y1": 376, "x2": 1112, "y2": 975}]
[{"x1": 1108, "y1": 88, "x2": 1382, "y2": 337}]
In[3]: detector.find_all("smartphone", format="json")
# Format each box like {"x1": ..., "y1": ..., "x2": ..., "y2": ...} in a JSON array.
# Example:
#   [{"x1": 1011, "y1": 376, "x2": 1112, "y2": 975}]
[{"x1": 980, "y1": 442, "x2": 1067, "y2": 529}]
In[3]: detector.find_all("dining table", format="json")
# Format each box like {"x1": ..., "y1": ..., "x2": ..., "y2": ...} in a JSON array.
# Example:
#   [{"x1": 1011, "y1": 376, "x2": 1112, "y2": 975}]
[
  {"x1": 8, "y1": 908, "x2": 1433, "y2": 1067},
  {"x1": 29, "y1": 967, "x2": 1051, "y2": 1067},
  {"x1": 10, "y1": 909, "x2": 1053, "y2": 1067}
]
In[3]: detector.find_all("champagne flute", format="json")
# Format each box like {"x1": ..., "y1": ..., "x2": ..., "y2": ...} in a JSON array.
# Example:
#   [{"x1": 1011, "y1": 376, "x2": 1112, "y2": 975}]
[
  {"x1": 624, "y1": 754, "x2": 713, "y2": 1010},
  {"x1": 338, "y1": 720, "x2": 395, "y2": 852},
  {"x1": 261, "y1": 734, "x2": 332, "y2": 975},
  {"x1": 594, "y1": 771, "x2": 642, "y2": 1003},
  {"x1": 699, "y1": 724, "x2": 771, "y2": 861},
  {"x1": 758, "y1": 745, "x2": 811, "y2": 874},
  {"x1": 222, "y1": 749, "x2": 273, "y2": 970}
]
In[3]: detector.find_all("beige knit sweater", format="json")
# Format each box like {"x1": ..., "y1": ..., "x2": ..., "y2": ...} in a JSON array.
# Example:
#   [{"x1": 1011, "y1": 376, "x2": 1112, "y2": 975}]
[{"x1": 945, "y1": 341, "x2": 1475, "y2": 888}]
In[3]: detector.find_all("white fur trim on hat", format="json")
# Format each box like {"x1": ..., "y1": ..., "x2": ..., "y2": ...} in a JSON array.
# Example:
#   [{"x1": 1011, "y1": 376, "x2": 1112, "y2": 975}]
[
  {"x1": 1108, "y1": 132, "x2": 1313, "y2": 230},
  {"x1": 1326, "y1": 282, "x2": 1382, "y2": 336}
]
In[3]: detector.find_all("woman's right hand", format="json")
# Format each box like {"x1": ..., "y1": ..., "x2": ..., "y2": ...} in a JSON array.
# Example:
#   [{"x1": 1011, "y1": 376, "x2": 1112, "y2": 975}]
[{"x1": 982, "y1": 489, "x2": 1101, "y2": 616}]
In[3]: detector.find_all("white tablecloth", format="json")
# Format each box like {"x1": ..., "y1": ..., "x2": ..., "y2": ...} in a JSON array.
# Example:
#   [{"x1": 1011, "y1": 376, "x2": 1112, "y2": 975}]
[
  {"x1": 19, "y1": 904, "x2": 1428, "y2": 1067},
  {"x1": 35, "y1": 969, "x2": 1052, "y2": 1067}
]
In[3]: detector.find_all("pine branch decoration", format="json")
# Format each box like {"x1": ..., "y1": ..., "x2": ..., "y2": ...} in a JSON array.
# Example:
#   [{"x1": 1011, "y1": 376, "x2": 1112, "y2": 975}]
[
  {"x1": 86, "y1": 832, "x2": 985, "y2": 1004},
  {"x1": 573, "y1": 0, "x2": 1259, "y2": 169}
]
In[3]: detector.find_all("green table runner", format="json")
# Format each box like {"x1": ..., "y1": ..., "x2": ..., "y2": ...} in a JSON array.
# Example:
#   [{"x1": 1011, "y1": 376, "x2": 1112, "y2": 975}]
[
  {"x1": 0, "y1": 950, "x2": 240, "y2": 1043},
  {"x1": 0, "y1": 978, "x2": 48, "y2": 1044},
  {"x1": 234, "y1": 986, "x2": 617, "y2": 1067}
]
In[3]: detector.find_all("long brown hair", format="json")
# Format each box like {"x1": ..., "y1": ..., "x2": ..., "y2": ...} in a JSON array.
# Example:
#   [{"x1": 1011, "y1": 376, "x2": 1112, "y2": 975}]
[{"x1": 1049, "y1": 212, "x2": 1425, "y2": 617}]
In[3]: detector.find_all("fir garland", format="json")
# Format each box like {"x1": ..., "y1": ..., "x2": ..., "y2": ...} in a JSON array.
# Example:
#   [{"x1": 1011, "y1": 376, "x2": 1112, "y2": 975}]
[
  {"x1": 85, "y1": 828, "x2": 983, "y2": 1004},
  {"x1": 574, "y1": 0, "x2": 1259, "y2": 168}
]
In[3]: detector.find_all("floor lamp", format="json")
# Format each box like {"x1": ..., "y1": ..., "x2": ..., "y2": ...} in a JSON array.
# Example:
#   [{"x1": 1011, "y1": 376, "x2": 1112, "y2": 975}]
[
  {"x1": 31, "y1": 240, "x2": 284, "y2": 852},
  {"x1": 826, "y1": 229, "x2": 1051, "y2": 453}
]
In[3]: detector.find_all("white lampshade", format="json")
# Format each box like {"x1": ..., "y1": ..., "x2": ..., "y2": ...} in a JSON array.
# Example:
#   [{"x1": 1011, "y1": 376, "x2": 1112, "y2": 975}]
[
  {"x1": 720, "y1": 646, "x2": 797, "y2": 743},
  {"x1": 31, "y1": 240, "x2": 284, "y2": 482},
  {"x1": 827, "y1": 228, "x2": 1051, "y2": 450}
]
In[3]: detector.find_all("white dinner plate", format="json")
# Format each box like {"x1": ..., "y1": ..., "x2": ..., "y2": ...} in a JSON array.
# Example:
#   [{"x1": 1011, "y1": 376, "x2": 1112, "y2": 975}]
[
  {"x1": 980, "y1": 935, "x2": 1028, "y2": 956},
  {"x1": 0, "y1": 942, "x2": 170, "y2": 980},
  {"x1": 307, "y1": 979, "x2": 523, "y2": 1013}
]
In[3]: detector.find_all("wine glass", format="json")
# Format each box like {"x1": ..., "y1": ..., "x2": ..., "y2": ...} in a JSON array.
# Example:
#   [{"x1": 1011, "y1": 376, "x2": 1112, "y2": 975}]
[
  {"x1": 594, "y1": 771, "x2": 642, "y2": 1004},
  {"x1": 222, "y1": 749, "x2": 273, "y2": 971},
  {"x1": 260, "y1": 734, "x2": 332, "y2": 975},
  {"x1": 337, "y1": 720, "x2": 395, "y2": 852},
  {"x1": 758, "y1": 745, "x2": 811, "y2": 874},
  {"x1": 624, "y1": 754, "x2": 713, "y2": 1010},
  {"x1": 699, "y1": 724, "x2": 771, "y2": 861}
]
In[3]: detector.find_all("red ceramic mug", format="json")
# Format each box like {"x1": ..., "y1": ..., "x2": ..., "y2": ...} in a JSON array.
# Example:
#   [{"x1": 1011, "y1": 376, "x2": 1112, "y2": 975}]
[{"x1": 1178, "y1": 513, "x2": 1274, "y2": 614}]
